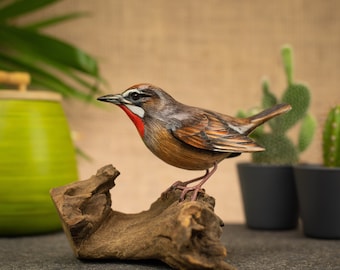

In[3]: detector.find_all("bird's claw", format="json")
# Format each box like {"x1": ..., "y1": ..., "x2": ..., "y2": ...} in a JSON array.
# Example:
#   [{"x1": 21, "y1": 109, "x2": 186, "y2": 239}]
[
  {"x1": 163, "y1": 166, "x2": 214, "y2": 201},
  {"x1": 162, "y1": 181, "x2": 205, "y2": 201},
  {"x1": 179, "y1": 186, "x2": 205, "y2": 202}
]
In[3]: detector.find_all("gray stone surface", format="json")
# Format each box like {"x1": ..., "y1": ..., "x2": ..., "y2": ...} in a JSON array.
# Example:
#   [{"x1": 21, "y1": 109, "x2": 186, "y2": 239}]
[{"x1": 0, "y1": 224, "x2": 339, "y2": 269}]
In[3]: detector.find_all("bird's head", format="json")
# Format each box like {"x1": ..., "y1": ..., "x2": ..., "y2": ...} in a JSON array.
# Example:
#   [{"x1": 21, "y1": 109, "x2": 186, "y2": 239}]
[{"x1": 97, "y1": 83, "x2": 176, "y2": 136}]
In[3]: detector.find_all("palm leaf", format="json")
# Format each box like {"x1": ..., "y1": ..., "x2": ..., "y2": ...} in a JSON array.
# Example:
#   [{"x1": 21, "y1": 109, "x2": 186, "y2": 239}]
[
  {"x1": 0, "y1": 52, "x2": 98, "y2": 102},
  {"x1": 0, "y1": 0, "x2": 59, "y2": 21},
  {"x1": 0, "y1": 25, "x2": 103, "y2": 100},
  {"x1": 2, "y1": 25, "x2": 99, "y2": 75},
  {"x1": 0, "y1": 0, "x2": 105, "y2": 103},
  {"x1": 24, "y1": 12, "x2": 90, "y2": 30}
]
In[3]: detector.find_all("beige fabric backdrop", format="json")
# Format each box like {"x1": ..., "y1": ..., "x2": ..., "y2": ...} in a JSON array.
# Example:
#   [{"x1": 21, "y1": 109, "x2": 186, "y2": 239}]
[{"x1": 31, "y1": 0, "x2": 340, "y2": 222}]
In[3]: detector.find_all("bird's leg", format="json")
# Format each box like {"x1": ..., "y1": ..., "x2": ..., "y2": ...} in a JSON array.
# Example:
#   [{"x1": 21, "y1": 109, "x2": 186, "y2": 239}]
[
  {"x1": 166, "y1": 169, "x2": 210, "y2": 192},
  {"x1": 179, "y1": 163, "x2": 218, "y2": 201},
  {"x1": 163, "y1": 163, "x2": 218, "y2": 201}
]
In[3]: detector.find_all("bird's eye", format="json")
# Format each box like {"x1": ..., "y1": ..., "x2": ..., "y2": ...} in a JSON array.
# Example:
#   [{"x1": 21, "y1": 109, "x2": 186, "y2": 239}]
[{"x1": 130, "y1": 92, "x2": 140, "y2": 101}]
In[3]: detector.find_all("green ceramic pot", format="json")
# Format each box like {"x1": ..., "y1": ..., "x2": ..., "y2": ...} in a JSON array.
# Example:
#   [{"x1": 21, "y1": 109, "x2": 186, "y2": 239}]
[{"x1": 0, "y1": 90, "x2": 78, "y2": 235}]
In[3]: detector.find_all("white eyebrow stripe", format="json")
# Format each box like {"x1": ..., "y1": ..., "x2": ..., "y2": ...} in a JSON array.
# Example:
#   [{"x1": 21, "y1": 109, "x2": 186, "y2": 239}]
[{"x1": 122, "y1": 89, "x2": 141, "y2": 98}]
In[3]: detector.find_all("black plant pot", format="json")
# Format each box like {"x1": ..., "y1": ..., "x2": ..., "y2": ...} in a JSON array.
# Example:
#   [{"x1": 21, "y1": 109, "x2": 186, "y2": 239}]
[
  {"x1": 294, "y1": 165, "x2": 340, "y2": 239},
  {"x1": 237, "y1": 163, "x2": 298, "y2": 230}
]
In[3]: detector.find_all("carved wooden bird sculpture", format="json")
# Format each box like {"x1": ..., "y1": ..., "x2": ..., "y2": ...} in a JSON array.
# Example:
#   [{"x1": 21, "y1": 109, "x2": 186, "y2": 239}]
[{"x1": 98, "y1": 84, "x2": 291, "y2": 201}]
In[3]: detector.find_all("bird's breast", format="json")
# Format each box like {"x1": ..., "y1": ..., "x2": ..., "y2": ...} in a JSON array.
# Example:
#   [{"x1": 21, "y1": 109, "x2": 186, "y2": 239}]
[{"x1": 142, "y1": 120, "x2": 230, "y2": 170}]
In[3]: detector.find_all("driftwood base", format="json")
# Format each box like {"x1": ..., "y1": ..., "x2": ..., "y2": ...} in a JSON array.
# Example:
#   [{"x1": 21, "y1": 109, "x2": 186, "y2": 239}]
[{"x1": 50, "y1": 165, "x2": 235, "y2": 270}]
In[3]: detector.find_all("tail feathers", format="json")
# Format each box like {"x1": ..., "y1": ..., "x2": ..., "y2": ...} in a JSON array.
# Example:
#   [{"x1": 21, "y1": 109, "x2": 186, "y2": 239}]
[{"x1": 246, "y1": 103, "x2": 292, "y2": 134}]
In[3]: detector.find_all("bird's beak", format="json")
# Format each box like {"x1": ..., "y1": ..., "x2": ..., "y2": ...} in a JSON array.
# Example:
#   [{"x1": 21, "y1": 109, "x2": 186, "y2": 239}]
[{"x1": 97, "y1": 94, "x2": 131, "y2": 105}]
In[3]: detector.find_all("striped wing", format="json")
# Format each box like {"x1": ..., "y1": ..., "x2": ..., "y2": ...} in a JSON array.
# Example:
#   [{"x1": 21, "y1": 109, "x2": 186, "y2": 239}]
[{"x1": 171, "y1": 111, "x2": 264, "y2": 153}]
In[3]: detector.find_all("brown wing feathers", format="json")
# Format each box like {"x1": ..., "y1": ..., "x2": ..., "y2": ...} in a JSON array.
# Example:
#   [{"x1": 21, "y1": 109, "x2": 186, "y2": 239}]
[
  {"x1": 171, "y1": 104, "x2": 291, "y2": 154},
  {"x1": 172, "y1": 111, "x2": 264, "y2": 153}
]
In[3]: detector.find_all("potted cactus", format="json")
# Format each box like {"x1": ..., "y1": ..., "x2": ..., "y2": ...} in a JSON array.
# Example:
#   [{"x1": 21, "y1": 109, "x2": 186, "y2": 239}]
[
  {"x1": 237, "y1": 46, "x2": 316, "y2": 230},
  {"x1": 294, "y1": 105, "x2": 340, "y2": 239}
]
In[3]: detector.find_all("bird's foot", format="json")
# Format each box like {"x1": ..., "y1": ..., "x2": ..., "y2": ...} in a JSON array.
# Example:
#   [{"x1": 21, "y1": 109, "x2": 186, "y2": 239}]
[
  {"x1": 162, "y1": 164, "x2": 218, "y2": 202},
  {"x1": 178, "y1": 185, "x2": 206, "y2": 202},
  {"x1": 162, "y1": 181, "x2": 205, "y2": 201}
]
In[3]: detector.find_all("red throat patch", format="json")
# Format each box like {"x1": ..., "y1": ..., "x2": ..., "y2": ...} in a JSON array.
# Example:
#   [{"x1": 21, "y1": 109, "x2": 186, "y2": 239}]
[{"x1": 118, "y1": 105, "x2": 145, "y2": 137}]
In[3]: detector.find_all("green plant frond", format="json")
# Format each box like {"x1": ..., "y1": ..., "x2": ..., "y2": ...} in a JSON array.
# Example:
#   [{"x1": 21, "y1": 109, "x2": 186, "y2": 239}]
[
  {"x1": 1, "y1": 25, "x2": 99, "y2": 76},
  {"x1": 0, "y1": 25, "x2": 103, "y2": 98},
  {"x1": 15, "y1": 49, "x2": 101, "y2": 96},
  {"x1": 0, "y1": 52, "x2": 99, "y2": 103},
  {"x1": 0, "y1": 1, "x2": 105, "y2": 104},
  {"x1": 24, "y1": 12, "x2": 90, "y2": 30},
  {"x1": 298, "y1": 113, "x2": 317, "y2": 153},
  {"x1": 0, "y1": 55, "x2": 77, "y2": 99},
  {"x1": 0, "y1": 0, "x2": 59, "y2": 22},
  {"x1": 23, "y1": 49, "x2": 103, "y2": 96}
]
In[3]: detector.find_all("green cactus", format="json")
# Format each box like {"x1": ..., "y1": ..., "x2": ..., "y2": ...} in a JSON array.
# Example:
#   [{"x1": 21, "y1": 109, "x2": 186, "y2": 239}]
[
  {"x1": 323, "y1": 105, "x2": 340, "y2": 167},
  {"x1": 239, "y1": 46, "x2": 316, "y2": 165}
]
